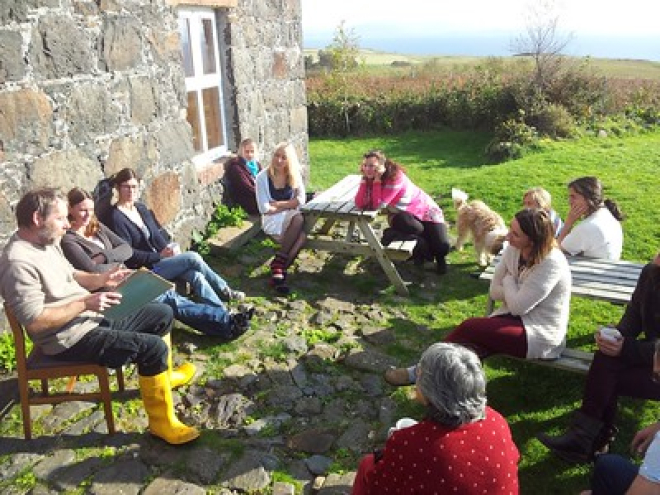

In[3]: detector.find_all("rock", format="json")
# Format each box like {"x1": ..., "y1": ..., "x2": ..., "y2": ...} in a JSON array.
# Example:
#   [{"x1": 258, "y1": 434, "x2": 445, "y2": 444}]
[
  {"x1": 304, "y1": 454, "x2": 333, "y2": 475},
  {"x1": 287, "y1": 428, "x2": 336, "y2": 454},
  {"x1": 143, "y1": 476, "x2": 206, "y2": 495}
]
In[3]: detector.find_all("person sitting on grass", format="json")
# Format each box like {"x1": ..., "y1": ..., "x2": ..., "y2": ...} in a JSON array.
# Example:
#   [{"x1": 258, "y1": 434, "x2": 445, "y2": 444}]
[
  {"x1": 385, "y1": 208, "x2": 571, "y2": 386},
  {"x1": 354, "y1": 150, "x2": 450, "y2": 273},
  {"x1": 0, "y1": 187, "x2": 198, "y2": 445},
  {"x1": 352, "y1": 343, "x2": 519, "y2": 495},
  {"x1": 255, "y1": 141, "x2": 307, "y2": 295},
  {"x1": 523, "y1": 186, "x2": 563, "y2": 236},
  {"x1": 537, "y1": 252, "x2": 660, "y2": 464},
  {"x1": 109, "y1": 167, "x2": 246, "y2": 306},
  {"x1": 62, "y1": 187, "x2": 253, "y2": 342},
  {"x1": 580, "y1": 420, "x2": 660, "y2": 495},
  {"x1": 224, "y1": 137, "x2": 262, "y2": 215},
  {"x1": 559, "y1": 176, "x2": 624, "y2": 260}
]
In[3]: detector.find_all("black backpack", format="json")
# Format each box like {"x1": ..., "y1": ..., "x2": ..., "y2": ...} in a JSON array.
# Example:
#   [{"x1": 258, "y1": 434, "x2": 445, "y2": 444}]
[{"x1": 93, "y1": 177, "x2": 114, "y2": 226}]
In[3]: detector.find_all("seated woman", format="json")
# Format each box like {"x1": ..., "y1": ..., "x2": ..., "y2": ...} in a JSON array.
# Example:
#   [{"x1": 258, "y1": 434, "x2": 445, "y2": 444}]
[
  {"x1": 537, "y1": 252, "x2": 660, "y2": 464},
  {"x1": 109, "y1": 168, "x2": 245, "y2": 307},
  {"x1": 354, "y1": 150, "x2": 450, "y2": 273},
  {"x1": 523, "y1": 186, "x2": 563, "y2": 236},
  {"x1": 255, "y1": 142, "x2": 307, "y2": 294},
  {"x1": 385, "y1": 208, "x2": 571, "y2": 385},
  {"x1": 224, "y1": 138, "x2": 261, "y2": 215},
  {"x1": 559, "y1": 176, "x2": 624, "y2": 260},
  {"x1": 62, "y1": 188, "x2": 253, "y2": 341},
  {"x1": 352, "y1": 343, "x2": 519, "y2": 495}
]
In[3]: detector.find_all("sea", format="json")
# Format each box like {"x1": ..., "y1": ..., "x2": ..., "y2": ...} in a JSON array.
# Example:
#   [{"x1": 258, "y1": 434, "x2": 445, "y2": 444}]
[{"x1": 304, "y1": 33, "x2": 660, "y2": 62}]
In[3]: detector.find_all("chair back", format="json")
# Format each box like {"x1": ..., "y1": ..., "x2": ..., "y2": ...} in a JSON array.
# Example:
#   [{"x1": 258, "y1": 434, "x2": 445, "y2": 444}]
[{"x1": 5, "y1": 304, "x2": 29, "y2": 375}]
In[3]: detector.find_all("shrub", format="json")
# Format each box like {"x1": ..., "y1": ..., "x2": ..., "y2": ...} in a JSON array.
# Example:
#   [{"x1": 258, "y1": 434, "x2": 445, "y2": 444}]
[
  {"x1": 485, "y1": 113, "x2": 539, "y2": 162},
  {"x1": 192, "y1": 204, "x2": 246, "y2": 255},
  {"x1": 532, "y1": 103, "x2": 576, "y2": 138}
]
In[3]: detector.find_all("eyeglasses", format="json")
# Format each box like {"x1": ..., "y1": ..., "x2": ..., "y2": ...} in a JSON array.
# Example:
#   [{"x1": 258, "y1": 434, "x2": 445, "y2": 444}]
[{"x1": 120, "y1": 184, "x2": 139, "y2": 190}]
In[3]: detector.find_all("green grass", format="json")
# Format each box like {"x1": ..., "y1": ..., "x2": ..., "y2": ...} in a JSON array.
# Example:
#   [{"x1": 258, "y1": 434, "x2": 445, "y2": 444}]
[{"x1": 308, "y1": 129, "x2": 660, "y2": 494}]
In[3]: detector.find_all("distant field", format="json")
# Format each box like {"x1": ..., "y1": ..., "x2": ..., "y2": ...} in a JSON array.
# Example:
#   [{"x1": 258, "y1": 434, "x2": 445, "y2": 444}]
[{"x1": 304, "y1": 48, "x2": 660, "y2": 79}]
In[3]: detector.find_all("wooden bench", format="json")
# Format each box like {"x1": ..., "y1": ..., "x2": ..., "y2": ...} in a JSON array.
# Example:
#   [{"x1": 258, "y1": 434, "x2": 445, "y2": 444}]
[{"x1": 479, "y1": 255, "x2": 644, "y2": 373}]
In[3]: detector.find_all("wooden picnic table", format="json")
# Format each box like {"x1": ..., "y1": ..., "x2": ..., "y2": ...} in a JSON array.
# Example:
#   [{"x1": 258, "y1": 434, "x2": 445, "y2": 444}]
[
  {"x1": 301, "y1": 175, "x2": 414, "y2": 295},
  {"x1": 480, "y1": 254, "x2": 643, "y2": 314}
]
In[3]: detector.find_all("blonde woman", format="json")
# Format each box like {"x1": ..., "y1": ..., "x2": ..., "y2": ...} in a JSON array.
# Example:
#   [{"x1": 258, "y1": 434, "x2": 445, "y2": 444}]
[{"x1": 255, "y1": 142, "x2": 307, "y2": 294}]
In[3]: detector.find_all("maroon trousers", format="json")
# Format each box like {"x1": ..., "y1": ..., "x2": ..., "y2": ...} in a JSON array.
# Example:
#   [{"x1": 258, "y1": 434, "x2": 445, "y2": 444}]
[
  {"x1": 580, "y1": 351, "x2": 660, "y2": 426},
  {"x1": 444, "y1": 315, "x2": 528, "y2": 359}
]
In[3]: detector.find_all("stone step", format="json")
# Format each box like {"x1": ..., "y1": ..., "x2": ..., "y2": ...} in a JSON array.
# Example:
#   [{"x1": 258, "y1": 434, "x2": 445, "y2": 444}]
[{"x1": 207, "y1": 216, "x2": 262, "y2": 253}]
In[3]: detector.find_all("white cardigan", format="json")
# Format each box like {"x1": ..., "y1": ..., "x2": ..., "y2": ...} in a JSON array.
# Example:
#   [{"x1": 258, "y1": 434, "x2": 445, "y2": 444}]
[
  {"x1": 255, "y1": 168, "x2": 306, "y2": 237},
  {"x1": 489, "y1": 246, "x2": 572, "y2": 359}
]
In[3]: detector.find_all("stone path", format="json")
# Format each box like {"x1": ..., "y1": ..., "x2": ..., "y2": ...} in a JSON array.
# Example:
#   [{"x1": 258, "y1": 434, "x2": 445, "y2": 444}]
[{"x1": 0, "y1": 243, "x2": 446, "y2": 494}]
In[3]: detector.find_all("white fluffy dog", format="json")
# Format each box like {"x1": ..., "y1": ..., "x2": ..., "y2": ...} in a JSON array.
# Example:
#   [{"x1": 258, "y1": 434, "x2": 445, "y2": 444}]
[{"x1": 452, "y1": 188, "x2": 508, "y2": 266}]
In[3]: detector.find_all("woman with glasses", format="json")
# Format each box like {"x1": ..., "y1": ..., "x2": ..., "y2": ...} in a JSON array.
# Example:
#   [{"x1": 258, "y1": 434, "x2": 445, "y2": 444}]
[
  {"x1": 63, "y1": 187, "x2": 253, "y2": 341},
  {"x1": 109, "y1": 168, "x2": 249, "y2": 309},
  {"x1": 354, "y1": 150, "x2": 450, "y2": 273},
  {"x1": 255, "y1": 142, "x2": 306, "y2": 294}
]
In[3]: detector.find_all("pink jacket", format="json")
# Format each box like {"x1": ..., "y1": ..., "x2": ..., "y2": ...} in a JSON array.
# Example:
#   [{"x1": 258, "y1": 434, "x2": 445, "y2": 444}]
[{"x1": 354, "y1": 171, "x2": 444, "y2": 224}]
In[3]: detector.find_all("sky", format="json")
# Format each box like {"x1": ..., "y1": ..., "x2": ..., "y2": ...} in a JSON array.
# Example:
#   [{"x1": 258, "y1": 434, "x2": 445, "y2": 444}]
[{"x1": 301, "y1": 0, "x2": 660, "y2": 60}]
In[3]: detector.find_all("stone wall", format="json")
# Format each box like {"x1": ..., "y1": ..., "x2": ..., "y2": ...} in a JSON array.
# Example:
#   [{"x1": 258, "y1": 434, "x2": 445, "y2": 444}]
[{"x1": 0, "y1": 0, "x2": 307, "y2": 330}]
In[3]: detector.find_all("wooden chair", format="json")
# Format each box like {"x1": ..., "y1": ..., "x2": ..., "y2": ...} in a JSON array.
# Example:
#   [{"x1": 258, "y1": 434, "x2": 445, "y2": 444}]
[{"x1": 5, "y1": 304, "x2": 125, "y2": 439}]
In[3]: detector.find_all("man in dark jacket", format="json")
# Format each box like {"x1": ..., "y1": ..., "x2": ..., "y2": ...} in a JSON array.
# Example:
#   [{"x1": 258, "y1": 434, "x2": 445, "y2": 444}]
[{"x1": 538, "y1": 253, "x2": 660, "y2": 463}]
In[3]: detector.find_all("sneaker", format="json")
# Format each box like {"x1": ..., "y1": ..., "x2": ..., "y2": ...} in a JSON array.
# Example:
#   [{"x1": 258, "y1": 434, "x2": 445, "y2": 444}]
[
  {"x1": 222, "y1": 287, "x2": 246, "y2": 301},
  {"x1": 384, "y1": 367, "x2": 414, "y2": 386}
]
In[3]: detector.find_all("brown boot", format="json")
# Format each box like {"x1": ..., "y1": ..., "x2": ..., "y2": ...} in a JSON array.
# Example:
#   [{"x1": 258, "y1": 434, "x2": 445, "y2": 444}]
[{"x1": 536, "y1": 411, "x2": 605, "y2": 464}]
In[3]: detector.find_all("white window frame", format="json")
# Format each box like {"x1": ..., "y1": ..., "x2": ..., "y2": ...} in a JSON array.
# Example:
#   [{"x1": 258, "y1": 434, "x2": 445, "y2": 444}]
[{"x1": 178, "y1": 7, "x2": 229, "y2": 166}]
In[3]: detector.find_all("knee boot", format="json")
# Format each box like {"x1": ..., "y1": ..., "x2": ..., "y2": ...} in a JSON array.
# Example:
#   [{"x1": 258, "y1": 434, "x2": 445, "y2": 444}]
[
  {"x1": 163, "y1": 333, "x2": 196, "y2": 388},
  {"x1": 139, "y1": 371, "x2": 199, "y2": 445},
  {"x1": 536, "y1": 411, "x2": 605, "y2": 464}
]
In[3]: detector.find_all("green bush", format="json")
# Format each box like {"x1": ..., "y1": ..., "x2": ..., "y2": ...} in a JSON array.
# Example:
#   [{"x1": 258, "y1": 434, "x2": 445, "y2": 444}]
[
  {"x1": 485, "y1": 113, "x2": 539, "y2": 162},
  {"x1": 532, "y1": 103, "x2": 576, "y2": 138}
]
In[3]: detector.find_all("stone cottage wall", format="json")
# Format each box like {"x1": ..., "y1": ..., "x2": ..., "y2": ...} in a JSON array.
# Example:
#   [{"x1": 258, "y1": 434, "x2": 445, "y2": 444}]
[{"x1": 0, "y1": 0, "x2": 307, "y2": 331}]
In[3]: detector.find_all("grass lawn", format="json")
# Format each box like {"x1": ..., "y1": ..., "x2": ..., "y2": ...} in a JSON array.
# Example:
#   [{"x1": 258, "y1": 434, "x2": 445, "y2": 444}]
[{"x1": 308, "y1": 129, "x2": 660, "y2": 494}]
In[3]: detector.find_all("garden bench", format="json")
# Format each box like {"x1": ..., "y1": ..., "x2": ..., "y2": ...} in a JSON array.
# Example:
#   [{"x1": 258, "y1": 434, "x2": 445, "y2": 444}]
[{"x1": 480, "y1": 255, "x2": 644, "y2": 373}]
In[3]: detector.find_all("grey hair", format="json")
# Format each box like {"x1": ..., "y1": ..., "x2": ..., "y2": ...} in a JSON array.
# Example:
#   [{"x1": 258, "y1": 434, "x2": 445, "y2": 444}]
[{"x1": 417, "y1": 343, "x2": 487, "y2": 427}]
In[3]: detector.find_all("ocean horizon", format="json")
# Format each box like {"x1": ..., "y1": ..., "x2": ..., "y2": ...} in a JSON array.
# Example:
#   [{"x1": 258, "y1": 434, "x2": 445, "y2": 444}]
[{"x1": 304, "y1": 33, "x2": 660, "y2": 62}]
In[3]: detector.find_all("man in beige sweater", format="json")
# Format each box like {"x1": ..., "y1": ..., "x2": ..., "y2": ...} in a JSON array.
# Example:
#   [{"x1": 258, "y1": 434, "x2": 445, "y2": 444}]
[{"x1": 0, "y1": 187, "x2": 197, "y2": 445}]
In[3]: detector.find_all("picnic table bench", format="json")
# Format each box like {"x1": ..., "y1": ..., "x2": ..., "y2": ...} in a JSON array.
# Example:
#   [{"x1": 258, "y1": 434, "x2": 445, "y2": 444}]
[
  {"x1": 301, "y1": 175, "x2": 414, "y2": 295},
  {"x1": 480, "y1": 255, "x2": 644, "y2": 373}
]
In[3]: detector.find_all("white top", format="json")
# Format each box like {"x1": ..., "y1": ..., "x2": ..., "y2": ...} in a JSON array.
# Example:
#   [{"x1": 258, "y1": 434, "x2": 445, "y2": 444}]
[
  {"x1": 490, "y1": 246, "x2": 572, "y2": 359},
  {"x1": 640, "y1": 431, "x2": 660, "y2": 483},
  {"x1": 561, "y1": 207, "x2": 623, "y2": 260},
  {"x1": 255, "y1": 168, "x2": 306, "y2": 237}
]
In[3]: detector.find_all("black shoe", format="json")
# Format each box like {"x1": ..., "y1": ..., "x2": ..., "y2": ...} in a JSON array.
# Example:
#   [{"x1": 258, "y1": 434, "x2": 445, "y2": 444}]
[
  {"x1": 436, "y1": 258, "x2": 448, "y2": 275},
  {"x1": 229, "y1": 306, "x2": 255, "y2": 339}
]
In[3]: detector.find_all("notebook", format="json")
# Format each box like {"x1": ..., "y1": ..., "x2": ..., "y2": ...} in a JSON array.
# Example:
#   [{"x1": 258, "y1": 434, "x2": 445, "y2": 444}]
[{"x1": 103, "y1": 268, "x2": 174, "y2": 320}]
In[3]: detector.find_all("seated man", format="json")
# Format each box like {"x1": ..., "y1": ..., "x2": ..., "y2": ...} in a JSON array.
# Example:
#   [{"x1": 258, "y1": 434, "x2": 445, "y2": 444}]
[
  {"x1": 0, "y1": 188, "x2": 197, "y2": 445},
  {"x1": 537, "y1": 252, "x2": 660, "y2": 463}
]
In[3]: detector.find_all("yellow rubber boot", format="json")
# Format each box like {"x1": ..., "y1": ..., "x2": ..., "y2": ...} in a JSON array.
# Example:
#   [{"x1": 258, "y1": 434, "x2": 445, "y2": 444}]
[
  {"x1": 139, "y1": 371, "x2": 200, "y2": 445},
  {"x1": 163, "y1": 333, "x2": 196, "y2": 388}
]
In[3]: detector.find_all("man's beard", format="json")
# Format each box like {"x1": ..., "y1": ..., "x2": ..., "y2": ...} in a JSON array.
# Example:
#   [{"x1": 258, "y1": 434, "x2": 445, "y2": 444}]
[{"x1": 37, "y1": 225, "x2": 61, "y2": 245}]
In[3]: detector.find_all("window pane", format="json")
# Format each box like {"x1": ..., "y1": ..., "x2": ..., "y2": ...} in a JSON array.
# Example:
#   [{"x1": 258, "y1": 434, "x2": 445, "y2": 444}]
[
  {"x1": 200, "y1": 19, "x2": 217, "y2": 75},
  {"x1": 186, "y1": 91, "x2": 202, "y2": 152},
  {"x1": 202, "y1": 87, "x2": 223, "y2": 149},
  {"x1": 179, "y1": 18, "x2": 194, "y2": 77}
]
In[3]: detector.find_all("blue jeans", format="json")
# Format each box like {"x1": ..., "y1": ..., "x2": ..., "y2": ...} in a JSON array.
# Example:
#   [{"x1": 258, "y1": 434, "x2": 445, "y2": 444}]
[
  {"x1": 591, "y1": 454, "x2": 639, "y2": 495},
  {"x1": 156, "y1": 290, "x2": 233, "y2": 338},
  {"x1": 55, "y1": 302, "x2": 172, "y2": 376},
  {"x1": 152, "y1": 252, "x2": 228, "y2": 308}
]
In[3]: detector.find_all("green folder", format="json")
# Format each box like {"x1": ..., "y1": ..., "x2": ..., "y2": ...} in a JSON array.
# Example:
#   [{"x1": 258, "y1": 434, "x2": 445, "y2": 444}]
[{"x1": 103, "y1": 268, "x2": 174, "y2": 320}]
